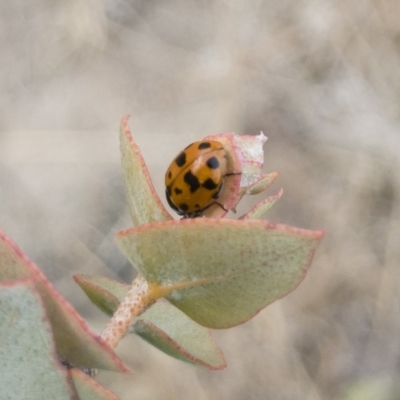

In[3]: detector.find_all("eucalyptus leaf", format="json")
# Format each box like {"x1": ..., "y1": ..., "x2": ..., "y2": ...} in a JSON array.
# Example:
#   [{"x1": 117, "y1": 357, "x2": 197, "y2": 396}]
[
  {"x1": 74, "y1": 274, "x2": 226, "y2": 369},
  {"x1": 133, "y1": 300, "x2": 226, "y2": 369},
  {"x1": 0, "y1": 280, "x2": 73, "y2": 400},
  {"x1": 120, "y1": 115, "x2": 171, "y2": 226},
  {"x1": 74, "y1": 274, "x2": 127, "y2": 317},
  {"x1": 117, "y1": 218, "x2": 323, "y2": 328},
  {"x1": 70, "y1": 368, "x2": 119, "y2": 400},
  {"x1": 0, "y1": 228, "x2": 128, "y2": 372},
  {"x1": 240, "y1": 188, "x2": 283, "y2": 220}
]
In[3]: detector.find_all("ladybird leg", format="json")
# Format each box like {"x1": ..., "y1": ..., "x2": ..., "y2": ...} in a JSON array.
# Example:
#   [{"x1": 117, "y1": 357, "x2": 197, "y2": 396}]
[
  {"x1": 212, "y1": 183, "x2": 223, "y2": 200},
  {"x1": 202, "y1": 183, "x2": 229, "y2": 213},
  {"x1": 181, "y1": 210, "x2": 203, "y2": 219},
  {"x1": 200, "y1": 201, "x2": 228, "y2": 214},
  {"x1": 214, "y1": 202, "x2": 228, "y2": 212},
  {"x1": 185, "y1": 200, "x2": 229, "y2": 218},
  {"x1": 219, "y1": 172, "x2": 240, "y2": 213},
  {"x1": 205, "y1": 174, "x2": 240, "y2": 214},
  {"x1": 224, "y1": 171, "x2": 242, "y2": 177}
]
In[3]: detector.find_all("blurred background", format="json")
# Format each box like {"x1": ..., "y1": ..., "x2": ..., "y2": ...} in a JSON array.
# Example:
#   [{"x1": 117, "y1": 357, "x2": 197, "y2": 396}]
[{"x1": 1, "y1": 1, "x2": 400, "y2": 399}]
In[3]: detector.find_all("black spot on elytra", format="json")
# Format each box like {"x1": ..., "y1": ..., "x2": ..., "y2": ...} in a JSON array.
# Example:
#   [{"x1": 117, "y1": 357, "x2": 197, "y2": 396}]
[
  {"x1": 179, "y1": 203, "x2": 189, "y2": 211},
  {"x1": 206, "y1": 156, "x2": 220, "y2": 169},
  {"x1": 166, "y1": 185, "x2": 172, "y2": 196},
  {"x1": 184, "y1": 170, "x2": 200, "y2": 193},
  {"x1": 174, "y1": 187, "x2": 182, "y2": 195},
  {"x1": 175, "y1": 152, "x2": 187, "y2": 167},
  {"x1": 198, "y1": 142, "x2": 211, "y2": 150},
  {"x1": 195, "y1": 204, "x2": 200, "y2": 208},
  {"x1": 168, "y1": 171, "x2": 172, "y2": 179},
  {"x1": 203, "y1": 178, "x2": 218, "y2": 191}
]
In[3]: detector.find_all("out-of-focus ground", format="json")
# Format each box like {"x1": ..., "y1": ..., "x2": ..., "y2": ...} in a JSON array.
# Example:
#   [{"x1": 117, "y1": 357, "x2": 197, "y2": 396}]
[{"x1": 1, "y1": 1, "x2": 400, "y2": 399}]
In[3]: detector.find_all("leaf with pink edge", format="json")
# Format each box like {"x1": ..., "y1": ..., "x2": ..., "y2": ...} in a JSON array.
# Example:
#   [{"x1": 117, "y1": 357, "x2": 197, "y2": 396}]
[
  {"x1": 73, "y1": 274, "x2": 127, "y2": 316},
  {"x1": 0, "y1": 228, "x2": 129, "y2": 372},
  {"x1": 242, "y1": 172, "x2": 280, "y2": 196},
  {"x1": 120, "y1": 115, "x2": 171, "y2": 226},
  {"x1": 0, "y1": 279, "x2": 74, "y2": 399},
  {"x1": 116, "y1": 219, "x2": 324, "y2": 329},
  {"x1": 74, "y1": 274, "x2": 226, "y2": 369},
  {"x1": 240, "y1": 188, "x2": 283, "y2": 219},
  {"x1": 201, "y1": 132, "x2": 277, "y2": 218},
  {"x1": 133, "y1": 300, "x2": 226, "y2": 369},
  {"x1": 70, "y1": 368, "x2": 118, "y2": 400}
]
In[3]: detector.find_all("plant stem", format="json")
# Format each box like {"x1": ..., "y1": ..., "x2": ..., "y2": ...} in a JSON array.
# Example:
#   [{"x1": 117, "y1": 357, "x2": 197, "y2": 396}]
[{"x1": 101, "y1": 274, "x2": 154, "y2": 348}]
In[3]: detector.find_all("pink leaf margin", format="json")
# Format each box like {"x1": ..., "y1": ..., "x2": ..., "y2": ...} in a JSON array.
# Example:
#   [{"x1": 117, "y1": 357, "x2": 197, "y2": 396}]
[
  {"x1": 121, "y1": 115, "x2": 172, "y2": 224},
  {"x1": 134, "y1": 318, "x2": 227, "y2": 370},
  {"x1": 0, "y1": 278, "x2": 76, "y2": 397},
  {"x1": 0, "y1": 228, "x2": 129, "y2": 373}
]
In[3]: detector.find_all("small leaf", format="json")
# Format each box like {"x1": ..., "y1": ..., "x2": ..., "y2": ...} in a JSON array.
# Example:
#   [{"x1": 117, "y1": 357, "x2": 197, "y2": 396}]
[
  {"x1": 133, "y1": 300, "x2": 226, "y2": 370},
  {"x1": 70, "y1": 368, "x2": 118, "y2": 400},
  {"x1": 74, "y1": 274, "x2": 226, "y2": 369},
  {"x1": 117, "y1": 218, "x2": 324, "y2": 328},
  {"x1": 74, "y1": 274, "x2": 127, "y2": 316},
  {"x1": 0, "y1": 228, "x2": 129, "y2": 372},
  {"x1": 0, "y1": 279, "x2": 74, "y2": 399},
  {"x1": 120, "y1": 115, "x2": 171, "y2": 226},
  {"x1": 242, "y1": 172, "x2": 280, "y2": 195},
  {"x1": 240, "y1": 188, "x2": 283, "y2": 219}
]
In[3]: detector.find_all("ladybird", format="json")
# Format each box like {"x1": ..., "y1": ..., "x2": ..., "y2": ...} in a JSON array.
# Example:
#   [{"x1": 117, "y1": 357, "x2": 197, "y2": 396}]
[{"x1": 165, "y1": 140, "x2": 229, "y2": 218}]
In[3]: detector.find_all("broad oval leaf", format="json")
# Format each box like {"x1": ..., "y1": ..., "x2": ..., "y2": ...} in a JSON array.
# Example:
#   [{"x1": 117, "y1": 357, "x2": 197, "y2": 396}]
[
  {"x1": 74, "y1": 274, "x2": 226, "y2": 370},
  {"x1": 116, "y1": 218, "x2": 323, "y2": 328},
  {"x1": 0, "y1": 280, "x2": 74, "y2": 399}
]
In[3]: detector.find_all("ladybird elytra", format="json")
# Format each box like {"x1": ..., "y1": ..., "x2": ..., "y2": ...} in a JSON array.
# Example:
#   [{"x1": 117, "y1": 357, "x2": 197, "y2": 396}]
[{"x1": 165, "y1": 140, "x2": 229, "y2": 217}]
